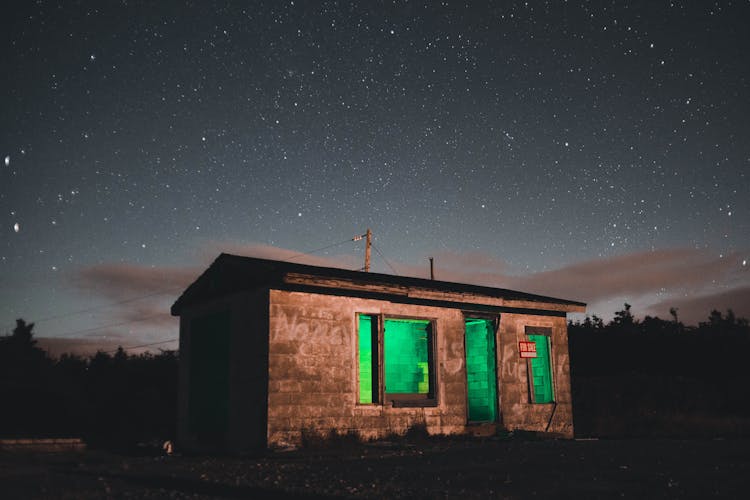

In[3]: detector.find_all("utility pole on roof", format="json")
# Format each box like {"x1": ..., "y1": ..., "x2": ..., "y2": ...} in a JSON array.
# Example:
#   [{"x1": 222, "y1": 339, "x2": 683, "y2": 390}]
[
  {"x1": 365, "y1": 228, "x2": 372, "y2": 272},
  {"x1": 352, "y1": 228, "x2": 373, "y2": 272}
]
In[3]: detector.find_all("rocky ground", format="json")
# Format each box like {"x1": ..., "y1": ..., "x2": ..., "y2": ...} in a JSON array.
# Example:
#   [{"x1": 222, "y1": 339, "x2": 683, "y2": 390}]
[{"x1": 2, "y1": 436, "x2": 748, "y2": 498}]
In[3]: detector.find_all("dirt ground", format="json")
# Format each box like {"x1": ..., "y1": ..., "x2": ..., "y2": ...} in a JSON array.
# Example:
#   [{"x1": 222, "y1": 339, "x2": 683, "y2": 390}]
[{"x1": 2, "y1": 437, "x2": 748, "y2": 499}]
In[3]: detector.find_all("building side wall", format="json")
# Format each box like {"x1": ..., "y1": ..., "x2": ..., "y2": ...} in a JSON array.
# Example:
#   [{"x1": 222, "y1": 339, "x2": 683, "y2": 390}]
[
  {"x1": 497, "y1": 313, "x2": 574, "y2": 437},
  {"x1": 267, "y1": 289, "x2": 469, "y2": 448},
  {"x1": 177, "y1": 290, "x2": 269, "y2": 452},
  {"x1": 176, "y1": 314, "x2": 191, "y2": 447},
  {"x1": 230, "y1": 289, "x2": 269, "y2": 450}
]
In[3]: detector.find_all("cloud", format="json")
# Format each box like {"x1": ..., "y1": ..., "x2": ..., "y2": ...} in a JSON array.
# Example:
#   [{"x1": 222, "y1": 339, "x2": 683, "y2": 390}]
[
  {"x1": 398, "y1": 247, "x2": 747, "y2": 304},
  {"x1": 68, "y1": 244, "x2": 748, "y2": 347},
  {"x1": 61, "y1": 263, "x2": 192, "y2": 349},
  {"x1": 74, "y1": 263, "x2": 198, "y2": 299},
  {"x1": 647, "y1": 286, "x2": 750, "y2": 325},
  {"x1": 397, "y1": 248, "x2": 749, "y2": 324},
  {"x1": 396, "y1": 251, "x2": 511, "y2": 283},
  {"x1": 509, "y1": 249, "x2": 747, "y2": 303},
  {"x1": 110, "y1": 302, "x2": 178, "y2": 332},
  {"x1": 65, "y1": 243, "x2": 353, "y2": 342},
  {"x1": 71, "y1": 243, "x2": 357, "y2": 311}
]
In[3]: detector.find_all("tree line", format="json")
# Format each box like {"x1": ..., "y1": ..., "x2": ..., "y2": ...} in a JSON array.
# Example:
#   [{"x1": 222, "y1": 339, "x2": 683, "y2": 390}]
[
  {"x1": 2, "y1": 305, "x2": 750, "y2": 445},
  {"x1": 0, "y1": 319, "x2": 177, "y2": 448},
  {"x1": 569, "y1": 305, "x2": 750, "y2": 437}
]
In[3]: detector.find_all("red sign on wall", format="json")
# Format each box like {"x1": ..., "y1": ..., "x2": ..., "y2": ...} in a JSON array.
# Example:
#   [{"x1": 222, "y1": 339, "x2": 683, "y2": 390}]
[{"x1": 519, "y1": 341, "x2": 537, "y2": 358}]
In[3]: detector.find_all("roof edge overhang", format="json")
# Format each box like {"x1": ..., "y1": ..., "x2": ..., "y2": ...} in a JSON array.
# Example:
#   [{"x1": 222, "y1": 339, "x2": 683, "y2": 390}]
[
  {"x1": 281, "y1": 271, "x2": 586, "y2": 313},
  {"x1": 171, "y1": 253, "x2": 587, "y2": 316},
  {"x1": 273, "y1": 282, "x2": 574, "y2": 317}
]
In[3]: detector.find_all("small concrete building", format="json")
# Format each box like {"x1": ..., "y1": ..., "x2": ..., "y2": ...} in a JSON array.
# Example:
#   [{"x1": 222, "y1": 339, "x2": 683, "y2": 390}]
[{"x1": 171, "y1": 254, "x2": 585, "y2": 451}]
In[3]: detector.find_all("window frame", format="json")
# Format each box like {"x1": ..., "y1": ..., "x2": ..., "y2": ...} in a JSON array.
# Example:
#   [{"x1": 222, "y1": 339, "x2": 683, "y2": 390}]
[
  {"x1": 356, "y1": 313, "x2": 438, "y2": 408},
  {"x1": 524, "y1": 326, "x2": 555, "y2": 404},
  {"x1": 356, "y1": 313, "x2": 380, "y2": 405}
]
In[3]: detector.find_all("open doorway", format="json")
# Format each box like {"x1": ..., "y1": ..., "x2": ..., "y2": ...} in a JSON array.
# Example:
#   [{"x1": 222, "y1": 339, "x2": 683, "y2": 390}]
[{"x1": 464, "y1": 318, "x2": 498, "y2": 422}]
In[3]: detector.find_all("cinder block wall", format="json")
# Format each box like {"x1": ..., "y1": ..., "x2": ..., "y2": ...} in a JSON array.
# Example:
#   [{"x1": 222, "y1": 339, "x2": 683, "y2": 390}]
[
  {"x1": 267, "y1": 290, "x2": 469, "y2": 447},
  {"x1": 180, "y1": 289, "x2": 575, "y2": 451},
  {"x1": 497, "y1": 313, "x2": 574, "y2": 437}
]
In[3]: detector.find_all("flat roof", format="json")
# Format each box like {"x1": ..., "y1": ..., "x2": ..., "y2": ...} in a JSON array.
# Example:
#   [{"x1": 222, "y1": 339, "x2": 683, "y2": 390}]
[{"x1": 171, "y1": 253, "x2": 586, "y2": 315}]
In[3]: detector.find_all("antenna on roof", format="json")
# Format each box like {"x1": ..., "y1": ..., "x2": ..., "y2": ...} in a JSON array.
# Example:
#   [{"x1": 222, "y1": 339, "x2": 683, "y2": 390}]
[
  {"x1": 352, "y1": 228, "x2": 372, "y2": 272},
  {"x1": 429, "y1": 256, "x2": 434, "y2": 280}
]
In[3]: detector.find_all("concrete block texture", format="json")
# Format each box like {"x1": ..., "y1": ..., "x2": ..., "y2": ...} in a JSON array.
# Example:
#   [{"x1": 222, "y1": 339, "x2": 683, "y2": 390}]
[
  {"x1": 497, "y1": 314, "x2": 574, "y2": 437},
  {"x1": 266, "y1": 291, "x2": 575, "y2": 446},
  {"x1": 179, "y1": 288, "x2": 575, "y2": 451},
  {"x1": 267, "y1": 290, "x2": 469, "y2": 446}
]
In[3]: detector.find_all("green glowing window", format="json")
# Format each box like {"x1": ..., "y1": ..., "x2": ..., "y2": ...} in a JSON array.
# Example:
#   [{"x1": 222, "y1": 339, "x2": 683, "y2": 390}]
[
  {"x1": 384, "y1": 318, "x2": 434, "y2": 401},
  {"x1": 526, "y1": 329, "x2": 554, "y2": 404},
  {"x1": 357, "y1": 314, "x2": 436, "y2": 405},
  {"x1": 358, "y1": 314, "x2": 378, "y2": 404}
]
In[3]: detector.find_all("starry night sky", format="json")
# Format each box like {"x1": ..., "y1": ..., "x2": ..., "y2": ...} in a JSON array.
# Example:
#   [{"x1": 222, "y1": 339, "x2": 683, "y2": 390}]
[{"x1": 2, "y1": 1, "x2": 749, "y2": 353}]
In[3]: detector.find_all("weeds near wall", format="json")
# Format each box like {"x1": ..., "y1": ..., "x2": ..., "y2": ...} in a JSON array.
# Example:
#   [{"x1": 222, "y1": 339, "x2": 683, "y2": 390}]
[{"x1": 299, "y1": 428, "x2": 363, "y2": 450}]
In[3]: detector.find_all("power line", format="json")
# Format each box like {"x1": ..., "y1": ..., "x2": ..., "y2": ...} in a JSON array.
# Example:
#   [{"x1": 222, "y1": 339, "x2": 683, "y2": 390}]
[
  {"x1": 282, "y1": 237, "x2": 356, "y2": 262},
  {"x1": 3, "y1": 287, "x2": 181, "y2": 334},
  {"x1": 32, "y1": 288, "x2": 181, "y2": 325},
  {"x1": 100, "y1": 337, "x2": 179, "y2": 354},
  {"x1": 372, "y1": 243, "x2": 399, "y2": 275},
  {"x1": 49, "y1": 313, "x2": 171, "y2": 339}
]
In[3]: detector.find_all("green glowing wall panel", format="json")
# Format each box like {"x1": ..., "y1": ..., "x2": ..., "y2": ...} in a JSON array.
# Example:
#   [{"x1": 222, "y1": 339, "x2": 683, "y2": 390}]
[
  {"x1": 358, "y1": 314, "x2": 375, "y2": 403},
  {"x1": 384, "y1": 319, "x2": 430, "y2": 395},
  {"x1": 188, "y1": 311, "x2": 231, "y2": 436},
  {"x1": 464, "y1": 319, "x2": 498, "y2": 422},
  {"x1": 529, "y1": 334, "x2": 553, "y2": 403}
]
